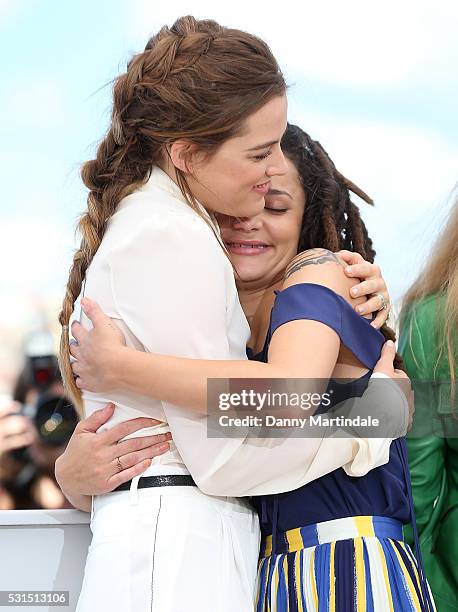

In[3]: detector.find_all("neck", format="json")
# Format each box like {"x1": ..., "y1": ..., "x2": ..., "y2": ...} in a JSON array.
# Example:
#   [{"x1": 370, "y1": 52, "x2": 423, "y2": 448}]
[
  {"x1": 156, "y1": 160, "x2": 217, "y2": 227},
  {"x1": 238, "y1": 286, "x2": 267, "y2": 323},
  {"x1": 237, "y1": 273, "x2": 284, "y2": 317},
  {"x1": 157, "y1": 160, "x2": 182, "y2": 189},
  {"x1": 237, "y1": 276, "x2": 284, "y2": 349}
]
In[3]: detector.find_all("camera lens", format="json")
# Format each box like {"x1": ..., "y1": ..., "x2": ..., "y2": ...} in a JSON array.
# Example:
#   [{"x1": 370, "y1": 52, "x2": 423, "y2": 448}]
[{"x1": 34, "y1": 395, "x2": 78, "y2": 447}]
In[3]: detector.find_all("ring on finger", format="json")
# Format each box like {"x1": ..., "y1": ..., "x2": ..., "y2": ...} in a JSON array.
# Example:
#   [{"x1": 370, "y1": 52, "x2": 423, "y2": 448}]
[
  {"x1": 116, "y1": 456, "x2": 123, "y2": 472},
  {"x1": 375, "y1": 292, "x2": 389, "y2": 311}
]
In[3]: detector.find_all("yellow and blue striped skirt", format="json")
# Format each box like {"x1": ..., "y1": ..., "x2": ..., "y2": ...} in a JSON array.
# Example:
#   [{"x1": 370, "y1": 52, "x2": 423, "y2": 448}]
[{"x1": 256, "y1": 515, "x2": 435, "y2": 612}]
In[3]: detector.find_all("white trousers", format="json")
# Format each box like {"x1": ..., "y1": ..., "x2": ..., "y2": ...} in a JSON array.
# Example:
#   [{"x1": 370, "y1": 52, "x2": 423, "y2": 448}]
[{"x1": 75, "y1": 476, "x2": 260, "y2": 612}]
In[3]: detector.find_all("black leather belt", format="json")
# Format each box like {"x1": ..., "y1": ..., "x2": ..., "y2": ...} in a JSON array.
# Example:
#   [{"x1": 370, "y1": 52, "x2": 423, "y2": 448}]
[{"x1": 111, "y1": 474, "x2": 196, "y2": 492}]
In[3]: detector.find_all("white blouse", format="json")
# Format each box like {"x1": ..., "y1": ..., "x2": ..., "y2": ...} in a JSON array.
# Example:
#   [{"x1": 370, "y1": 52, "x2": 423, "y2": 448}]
[{"x1": 71, "y1": 166, "x2": 405, "y2": 496}]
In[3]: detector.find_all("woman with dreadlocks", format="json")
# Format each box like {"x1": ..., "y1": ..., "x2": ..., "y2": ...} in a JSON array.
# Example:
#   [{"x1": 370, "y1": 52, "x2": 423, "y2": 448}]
[{"x1": 64, "y1": 123, "x2": 430, "y2": 610}]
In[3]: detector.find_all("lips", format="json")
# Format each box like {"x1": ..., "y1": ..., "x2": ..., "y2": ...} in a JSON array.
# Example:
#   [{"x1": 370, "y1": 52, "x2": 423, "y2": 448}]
[
  {"x1": 252, "y1": 180, "x2": 270, "y2": 195},
  {"x1": 225, "y1": 240, "x2": 271, "y2": 255}
]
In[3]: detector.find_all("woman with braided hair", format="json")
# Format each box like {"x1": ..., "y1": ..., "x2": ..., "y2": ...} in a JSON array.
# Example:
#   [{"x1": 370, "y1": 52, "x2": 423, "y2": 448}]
[
  {"x1": 62, "y1": 119, "x2": 432, "y2": 610},
  {"x1": 58, "y1": 15, "x2": 296, "y2": 610}
]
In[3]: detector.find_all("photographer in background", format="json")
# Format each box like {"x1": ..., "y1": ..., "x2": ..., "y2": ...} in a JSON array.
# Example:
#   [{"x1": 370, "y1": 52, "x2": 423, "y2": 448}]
[
  {"x1": 0, "y1": 400, "x2": 36, "y2": 509},
  {"x1": 0, "y1": 344, "x2": 79, "y2": 510}
]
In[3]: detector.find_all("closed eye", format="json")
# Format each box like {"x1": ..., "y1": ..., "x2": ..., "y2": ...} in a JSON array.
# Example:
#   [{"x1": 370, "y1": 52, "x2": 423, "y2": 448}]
[
  {"x1": 265, "y1": 207, "x2": 288, "y2": 214},
  {"x1": 253, "y1": 150, "x2": 272, "y2": 161}
]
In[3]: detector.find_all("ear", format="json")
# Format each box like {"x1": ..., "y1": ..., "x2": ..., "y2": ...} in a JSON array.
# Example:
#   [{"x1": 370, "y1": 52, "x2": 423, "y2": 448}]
[{"x1": 168, "y1": 141, "x2": 198, "y2": 173}]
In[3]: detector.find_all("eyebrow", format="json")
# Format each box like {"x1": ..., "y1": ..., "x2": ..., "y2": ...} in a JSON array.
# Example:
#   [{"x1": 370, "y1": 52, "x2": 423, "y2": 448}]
[
  {"x1": 267, "y1": 188, "x2": 292, "y2": 199},
  {"x1": 245, "y1": 139, "x2": 279, "y2": 152}
]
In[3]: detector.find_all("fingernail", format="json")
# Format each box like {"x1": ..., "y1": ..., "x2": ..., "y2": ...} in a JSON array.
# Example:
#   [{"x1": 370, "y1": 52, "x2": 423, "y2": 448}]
[
  {"x1": 346, "y1": 266, "x2": 352, "y2": 274},
  {"x1": 356, "y1": 306, "x2": 363, "y2": 313},
  {"x1": 351, "y1": 287, "x2": 358, "y2": 296},
  {"x1": 387, "y1": 340, "x2": 394, "y2": 347}
]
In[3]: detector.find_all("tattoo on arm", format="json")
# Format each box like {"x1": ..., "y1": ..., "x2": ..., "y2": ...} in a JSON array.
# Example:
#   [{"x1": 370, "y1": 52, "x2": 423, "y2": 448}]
[{"x1": 284, "y1": 249, "x2": 343, "y2": 280}]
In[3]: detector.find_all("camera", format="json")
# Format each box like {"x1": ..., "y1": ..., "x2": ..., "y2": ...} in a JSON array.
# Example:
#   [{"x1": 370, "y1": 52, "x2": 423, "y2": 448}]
[
  {"x1": 32, "y1": 392, "x2": 79, "y2": 448},
  {"x1": 10, "y1": 354, "x2": 79, "y2": 461}
]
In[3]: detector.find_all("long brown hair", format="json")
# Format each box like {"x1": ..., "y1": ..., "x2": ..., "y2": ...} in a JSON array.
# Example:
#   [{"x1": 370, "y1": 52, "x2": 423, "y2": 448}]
[
  {"x1": 400, "y1": 188, "x2": 458, "y2": 399},
  {"x1": 281, "y1": 123, "x2": 403, "y2": 368},
  {"x1": 59, "y1": 16, "x2": 285, "y2": 416}
]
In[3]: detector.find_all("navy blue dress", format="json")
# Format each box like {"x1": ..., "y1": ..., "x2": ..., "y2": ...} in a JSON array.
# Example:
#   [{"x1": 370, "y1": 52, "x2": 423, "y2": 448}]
[{"x1": 247, "y1": 283, "x2": 434, "y2": 612}]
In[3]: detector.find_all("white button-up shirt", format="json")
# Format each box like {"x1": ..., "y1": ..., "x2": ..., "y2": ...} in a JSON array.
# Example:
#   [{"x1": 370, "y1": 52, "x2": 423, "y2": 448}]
[{"x1": 72, "y1": 166, "x2": 398, "y2": 496}]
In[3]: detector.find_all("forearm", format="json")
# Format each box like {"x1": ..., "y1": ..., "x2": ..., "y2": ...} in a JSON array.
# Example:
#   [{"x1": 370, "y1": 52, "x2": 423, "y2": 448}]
[
  {"x1": 63, "y1": 490, "x2": 92, "y2": 513},
  {"x1": 165, "y1": 379, "x2": 397, "y2": 497},
  {"x1": 55, "y1": 456, "x2": 92, "y2": 513},
  {"x1": 114, "y1": 346, "x2": 289, "y2": 412},
  {"x1": 172, "y1": 428, "x2": 390, "y2": 497}
]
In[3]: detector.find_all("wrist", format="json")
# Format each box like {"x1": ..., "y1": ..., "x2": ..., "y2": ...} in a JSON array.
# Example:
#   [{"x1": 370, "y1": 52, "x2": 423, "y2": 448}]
[
  {"x1": 54, "y1": 454, "x2": 75, "y2": 497},
  {"x1": 55, "y1": 455, "x2": 89, "y2": 509},
  {"x1": 111, "y1": 345, "x2": 135, "y2": 392},
  {"x1": 370, "y1": 372, "x2": 409, "y2": 437},
  {"x1": 62, "y1": 489, "x2": 92, "y2": 513},
  {"x1": 54, "y1": 453, "x2": 66, "y2": 490},
  {"x1": 104, "y1": 345, "x2": 128, "y2": 391}
]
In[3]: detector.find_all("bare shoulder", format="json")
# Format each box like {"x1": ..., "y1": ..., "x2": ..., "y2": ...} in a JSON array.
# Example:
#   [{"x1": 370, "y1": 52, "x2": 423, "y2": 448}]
[{"x1": 282, "y1": 248, "x2": 358, "y2": 306}]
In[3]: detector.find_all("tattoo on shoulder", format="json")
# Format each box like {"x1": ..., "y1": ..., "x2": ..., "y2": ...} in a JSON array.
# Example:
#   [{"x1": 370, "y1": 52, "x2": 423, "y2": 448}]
[{"x1": 284, "y1": 249, "x2": 342, "y2": 280}]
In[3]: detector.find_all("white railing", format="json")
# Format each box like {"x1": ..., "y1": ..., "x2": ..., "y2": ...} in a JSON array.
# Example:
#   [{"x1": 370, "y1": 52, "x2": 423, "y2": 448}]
[{"x1": 0, "y1": 510, "x2": 91, "y2": 611}]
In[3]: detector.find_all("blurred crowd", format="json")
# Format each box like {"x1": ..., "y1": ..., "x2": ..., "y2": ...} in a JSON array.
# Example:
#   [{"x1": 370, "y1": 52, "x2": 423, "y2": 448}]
[{"x1": 0, "y1": 348, "x2": 79, "y2": 510}]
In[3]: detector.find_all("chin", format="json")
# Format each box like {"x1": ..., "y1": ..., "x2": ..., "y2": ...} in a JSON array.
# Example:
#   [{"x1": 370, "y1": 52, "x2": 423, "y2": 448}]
[
  {"x1": 236, "y1": 195, "x2": 265, "y2": 217},
  {"x1": 232, "y1": 262, "x2": 267, "y2": 283}
]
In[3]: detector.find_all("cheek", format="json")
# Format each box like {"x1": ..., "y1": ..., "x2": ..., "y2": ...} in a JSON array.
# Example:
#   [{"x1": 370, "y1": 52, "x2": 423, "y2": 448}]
[
  {"x1": 215, "y1": 161, "x2": 251, "y2": 196},
  {"x1": 224, "y1": 158, "x2": 262, "y2": 190},
  {"x1": 272, "y1": 220, "x2": 301, "y2": 254},
  {"x1": 285, "y1": 214, "x2": 303, "y2": 255}
]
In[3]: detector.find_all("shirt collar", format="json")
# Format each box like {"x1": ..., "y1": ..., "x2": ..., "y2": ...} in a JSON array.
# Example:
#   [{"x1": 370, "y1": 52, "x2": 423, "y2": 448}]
[
  {"x1": 140, "y1": 166, "x2": 221, "y2": 235},
  {"x1": 140, "y1": 165, "x2": 187, "y2": 202}
]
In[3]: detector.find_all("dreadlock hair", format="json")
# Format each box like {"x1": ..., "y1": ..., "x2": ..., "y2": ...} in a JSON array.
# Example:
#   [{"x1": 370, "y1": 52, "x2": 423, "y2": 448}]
[
  {"x1": 59, "y1": 16, "x2": 285, "y2": 417},
  {"x1": 281, "y1": 123, "x2": 403, "y2": 369}
]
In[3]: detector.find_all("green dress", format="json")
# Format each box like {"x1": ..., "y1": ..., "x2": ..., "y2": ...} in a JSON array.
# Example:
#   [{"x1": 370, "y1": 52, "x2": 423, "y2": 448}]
[{"x1": 399, "y1": 293, "x2": 458, "y2": 611}]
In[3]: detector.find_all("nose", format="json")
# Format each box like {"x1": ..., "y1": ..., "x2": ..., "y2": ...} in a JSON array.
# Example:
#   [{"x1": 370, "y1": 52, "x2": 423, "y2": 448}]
[
  {"x1": 266, "y1": 145, "x2": 288, "y2": 178},
  {"x1": 231, "y1": 213, "x2": 263, "y2": 231}
]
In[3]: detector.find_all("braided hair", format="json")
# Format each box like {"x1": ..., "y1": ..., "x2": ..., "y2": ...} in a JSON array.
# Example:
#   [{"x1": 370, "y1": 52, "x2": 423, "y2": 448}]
[
  {"x1": 282, "y1": 123, "x2": 403, "y2": 369},
  {"x1": 59, "y1": 16, "x2": 285, "y2": 415}
]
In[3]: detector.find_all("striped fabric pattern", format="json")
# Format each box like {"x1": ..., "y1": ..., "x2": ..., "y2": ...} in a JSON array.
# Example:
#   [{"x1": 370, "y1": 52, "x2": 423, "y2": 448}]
[{"x1": 256, "y1": 516, "x2": 436, "y2": 612}]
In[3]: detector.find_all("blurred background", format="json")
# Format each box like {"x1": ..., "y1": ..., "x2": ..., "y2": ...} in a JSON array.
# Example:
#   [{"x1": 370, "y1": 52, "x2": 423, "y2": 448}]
[{"x1": 0, "y1": 0, "x2": 457, "y2": 507}]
